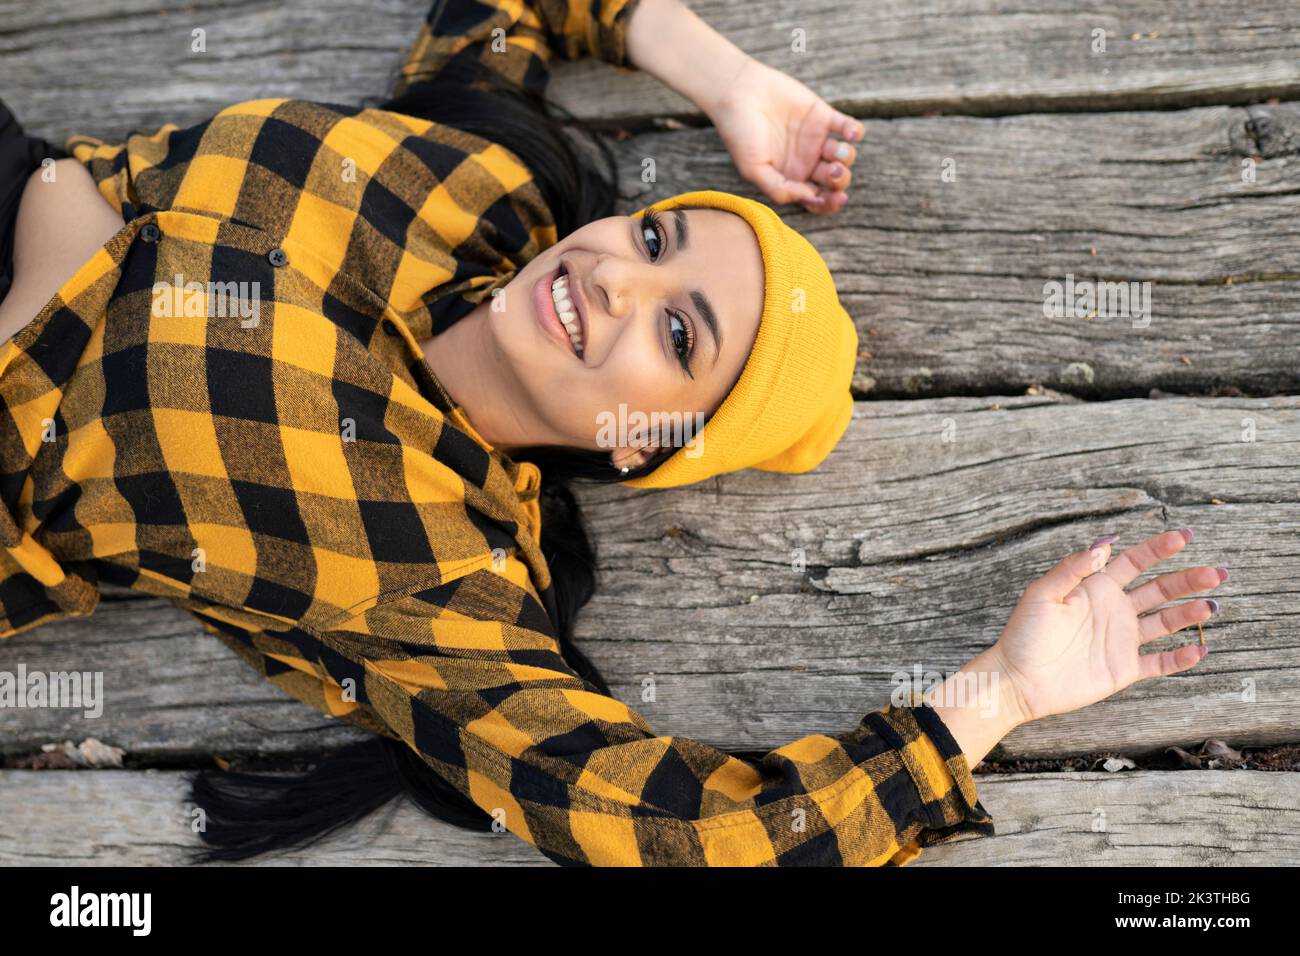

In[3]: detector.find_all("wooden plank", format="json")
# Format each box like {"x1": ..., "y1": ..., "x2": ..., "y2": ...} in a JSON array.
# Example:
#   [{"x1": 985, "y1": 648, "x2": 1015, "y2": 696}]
[
  {"x1": 2, "y1": 767, "x2": 1294, "y2": 865},
  {"x1": 569, "y1": 394, "x2": 1300, "y2": 761},
  {"x1": 913, "y1": 769, "x2": 1300, "y2": 866},
  {"x1": 551, "y1": 0, "x2": 1300, "y2": 123},
  {"x1": 3, "y1": 396, "x2": 1295, "y2": 762},
  {"x1": 4, "y1": 1, "x2": 1300, "y2": 142},
  {"x1": 0, "y1": 768, "x2": 548, "y2": 865},
  {"x1": 0, "y1": 0, "x2": 427, "y2": 145},
  {"x1": 613, "y1": 103, "x2": 1300, "y2": 397},
  {"x1": 6, "y1": 7, "x2": 1299, "y2": 395},
  {"x1": 0, "y1": 591, "x2": 373, "y2": 758}
]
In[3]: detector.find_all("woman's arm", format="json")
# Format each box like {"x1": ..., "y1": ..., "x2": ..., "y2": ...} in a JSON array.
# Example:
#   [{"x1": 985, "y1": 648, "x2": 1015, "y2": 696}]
[
  {"x1": 925, "y1": 647, "x2": 1028, "y2": 771},
  {"x1": 625, "y1": 0, "x2": 864, "y2": 214},
  {"x1": 389, "y1": 0, "x2": 648, "y2": 101},
  {"x1": 315, "y1": 565, "x2": 994, "y2": 867},
  {"x1": 624, "y1": 0, "x2": 749, "y2": 116}
]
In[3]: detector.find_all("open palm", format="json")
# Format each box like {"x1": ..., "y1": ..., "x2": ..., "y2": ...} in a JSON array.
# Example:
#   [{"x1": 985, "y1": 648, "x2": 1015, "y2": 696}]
[
  {"x1": 706, "y1": 57, "x2": 862, "y2": 215},
  {"x1": 995, "y1": 530, "x2": 1224, "y2": 723}
]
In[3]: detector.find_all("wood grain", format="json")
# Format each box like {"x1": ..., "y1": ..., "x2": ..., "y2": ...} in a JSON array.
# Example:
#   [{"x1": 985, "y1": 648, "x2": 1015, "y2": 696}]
[
  {"x1": 4, "y1": 396, "x2": 1294, "y2": 762},
  {"x1": 612, "y1": 104, "x2": 1300, "y2": 397},
  {"x1": 3, "y1": 767, "x2": 1293, "y2": 865},
  {"x1": 2, "y1": 0, "x2": 1297, "y2": 867},
  {"x1": 4, "y1": 0, "x2": 1300, "y2": 141}
]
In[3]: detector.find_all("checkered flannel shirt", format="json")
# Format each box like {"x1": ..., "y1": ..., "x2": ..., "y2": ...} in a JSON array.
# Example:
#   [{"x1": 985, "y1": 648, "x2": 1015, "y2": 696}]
[{"x1": 0, "y1": 0, "x2": 994, "y2": 865}]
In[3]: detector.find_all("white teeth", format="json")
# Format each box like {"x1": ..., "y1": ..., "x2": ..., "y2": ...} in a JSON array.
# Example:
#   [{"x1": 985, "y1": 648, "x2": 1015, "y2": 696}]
[{"x1": 550, "y1": 272, "x2": 583, "y2": 356}]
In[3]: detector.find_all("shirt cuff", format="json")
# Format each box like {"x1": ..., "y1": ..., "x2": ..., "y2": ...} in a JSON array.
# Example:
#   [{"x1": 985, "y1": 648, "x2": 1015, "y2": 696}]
[
  {"x1": 871, "y1": 702, "x2": 996, "y2": 863},
  {"x1": 589, "y1": 0, "x2": 647, "y2": 70}
]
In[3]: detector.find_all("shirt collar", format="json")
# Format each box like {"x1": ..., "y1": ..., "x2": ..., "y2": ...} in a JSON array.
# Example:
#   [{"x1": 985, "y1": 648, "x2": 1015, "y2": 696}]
[{"x1": 386, "y1": 309, "x2": 544, "y2": 506}]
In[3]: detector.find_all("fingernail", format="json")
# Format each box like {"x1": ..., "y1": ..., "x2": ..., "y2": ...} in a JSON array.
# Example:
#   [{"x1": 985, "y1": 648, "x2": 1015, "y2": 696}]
[
  {"x1": 835, "y1": 143, "x2": 850, "y2": 160},
  {"x1": 830, "y1": 163, "x2": 843, "y2": 176},
  {"x1": 1179, "y1": 527, "x2": 1194, "y2": 543},
  {"x1": 1199, "y1": 645, "x2": 1209, "y2": 659},
  {"x1": 1089, "y1": 534, "x2": 1120, "y2": 551},
  {"x1": 1216, "y1": 566, "x2": 1229, "y2": 582},
  {"x1": 1206, "y1": 598, "x2": 1220, "y2": 613}
]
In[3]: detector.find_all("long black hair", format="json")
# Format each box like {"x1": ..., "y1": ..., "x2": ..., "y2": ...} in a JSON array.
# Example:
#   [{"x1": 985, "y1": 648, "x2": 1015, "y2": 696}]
[{"x1": 186, "y1": 54, "x2": 757, "y2": 863}]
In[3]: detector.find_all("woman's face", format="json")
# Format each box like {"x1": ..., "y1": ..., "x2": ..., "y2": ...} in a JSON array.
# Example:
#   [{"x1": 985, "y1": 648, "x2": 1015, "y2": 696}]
[{"x1": 488, "y1": 207, "x2": 764, "y2": 469}]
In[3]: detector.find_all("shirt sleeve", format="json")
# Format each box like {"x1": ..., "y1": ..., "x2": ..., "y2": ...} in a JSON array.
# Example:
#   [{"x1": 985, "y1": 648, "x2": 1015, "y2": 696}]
[
  {"x1": 311, "y1": 564, "x2": 996, "y2": 866},
  {"x1": 390, "y1": 0, "x2": 647, "y2": 100}
]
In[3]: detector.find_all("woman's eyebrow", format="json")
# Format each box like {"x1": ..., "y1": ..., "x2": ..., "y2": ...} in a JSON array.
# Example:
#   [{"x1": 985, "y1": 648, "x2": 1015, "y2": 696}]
[{"x1": 671, "y1": 208, "x2": 723, "y2": 367}]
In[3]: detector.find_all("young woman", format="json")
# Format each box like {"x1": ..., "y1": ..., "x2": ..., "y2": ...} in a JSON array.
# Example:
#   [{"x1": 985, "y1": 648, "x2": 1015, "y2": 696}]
[{"x1": 0, "y1": 0, "x2": 1224, "y2": 867}]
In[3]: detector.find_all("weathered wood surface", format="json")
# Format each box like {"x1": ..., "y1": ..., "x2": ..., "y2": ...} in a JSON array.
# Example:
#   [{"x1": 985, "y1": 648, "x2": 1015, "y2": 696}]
[
  {"x1": 5, "y1": 0, "x2": 1300, "y2": 143},
  {"x1": 553, "y1": 1, "x2": 1300, "y2": 124},
  {"x1": 915, "y1": 769, "x2": 1300, "y2": 866},
  {"x1": 613, "y1": 103, "x2": 1300, "y2": 398},
  {"x1": 572, "y1": 394, "x2": 1300, "y2": 761},
  {"x1": 0, "y1": 591, "x2": 374, "y2": 758},
  {"x1": 6, "y1": 4, "x2": 1299, "y2": 397},
  {"x1": 4, "y1": 395, "x2": 1295, "y2": 761},
  {"x1": 3, "y1": 767, "x2": 1294, "y2": 865},
  {"x1": 2, "y1": 0, "x2": 1297, "y2": 868}
]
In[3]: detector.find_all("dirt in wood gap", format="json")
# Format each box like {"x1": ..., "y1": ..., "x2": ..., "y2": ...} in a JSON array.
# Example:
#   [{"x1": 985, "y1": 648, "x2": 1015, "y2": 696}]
[
  {"x1": 5, "y1": 739, "x2": 1300, "y2": 773},
  {"x1": 979, "y1": 738, "x2": 1300, "y2": 775}
]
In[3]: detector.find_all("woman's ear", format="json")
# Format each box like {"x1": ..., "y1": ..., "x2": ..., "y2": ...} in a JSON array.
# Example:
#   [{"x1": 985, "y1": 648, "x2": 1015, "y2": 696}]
[{"x1": 610, "y1": 443, "x2": 660, "y2": 473}]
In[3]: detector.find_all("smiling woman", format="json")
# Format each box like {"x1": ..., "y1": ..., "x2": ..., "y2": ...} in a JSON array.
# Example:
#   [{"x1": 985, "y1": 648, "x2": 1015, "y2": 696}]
[
  {"x1": 420, "y1": 203, "x2": 765, "y2": 476},
  {"x1": 0, "y1": 0, "x2": 1222, "y2": 868},
  {"x1": 0, "y1": 0, "x2": 969, "y2": 870}
]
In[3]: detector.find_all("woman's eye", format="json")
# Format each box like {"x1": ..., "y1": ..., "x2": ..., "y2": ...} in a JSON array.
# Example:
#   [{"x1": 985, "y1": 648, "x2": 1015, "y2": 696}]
[
  {"x1": 668, "y1": 311, "x2": 693, "y2": 371},
  {"x1": 669, "y1": 313, "x2": 687, "y2": 354},
  {"x1": 642, "y1": 221, "x2": 661, "y2": 260}
]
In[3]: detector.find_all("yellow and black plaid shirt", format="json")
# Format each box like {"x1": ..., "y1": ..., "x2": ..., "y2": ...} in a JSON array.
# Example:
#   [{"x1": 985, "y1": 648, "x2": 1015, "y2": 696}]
[{"x1": 0, "y1": 0, "x2": 994, "y2": 865}]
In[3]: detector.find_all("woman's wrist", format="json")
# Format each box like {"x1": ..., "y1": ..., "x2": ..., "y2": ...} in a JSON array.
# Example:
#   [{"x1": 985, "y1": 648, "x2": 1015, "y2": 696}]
[
  {"x1": 624, "y1": 0, "x2": 752, "y2": 116},
  {"x1": 923, "y1": 646, "x2": 1030, "y2": 770}
]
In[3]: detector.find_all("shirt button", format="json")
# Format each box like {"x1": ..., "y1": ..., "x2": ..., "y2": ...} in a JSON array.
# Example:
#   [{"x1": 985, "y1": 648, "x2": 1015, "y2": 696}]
[
  {"x1": 382, "y1": 319, "x2": 400, "y2": 336},
  {"x1": 140, "y1": 223, "x2": 161, "y2": 242},
  {"x1": 268, "y1": 248, "x2": 288, "y2": 267}
]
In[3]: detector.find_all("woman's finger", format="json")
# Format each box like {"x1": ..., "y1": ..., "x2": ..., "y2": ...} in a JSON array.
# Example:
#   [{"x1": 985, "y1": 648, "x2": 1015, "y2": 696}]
[
  {"x1": 1025, "y1": 544, "x2": 1111, "y2": 603},
  {"x1": 810, "y1": 159, "x2": 852, "y2": 191},
  {"x1": 1102, "y1": 528, "x2": 1192, "y2": 588},
  {"x1": 1128, "y1": 565, "x2": 1227, "y2": 615},
  {"x1": 748, "y1": 164, "x2": 822, "y2": 208},
  {"x1": 1138, "y1": 597, "x2": 1218, "y2": 644},
  {"x1": 831, "y1": 110, "x2": 865, "y2": 143},
  {"x1": 802, "y1": 189, "x2": 846, "y2": 214},
  {"x1": 1137, "y1": 641, "x2": 1208, "y2": 681},
  {"x1": 821, "y1": 137, "x2": 858, "y2": 167}
]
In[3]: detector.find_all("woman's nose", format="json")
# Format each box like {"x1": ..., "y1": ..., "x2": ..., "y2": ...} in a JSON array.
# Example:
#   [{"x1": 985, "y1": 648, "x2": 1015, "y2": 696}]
[{"x1": 595, "y1": 258, "x2": 660, "y2": 322}]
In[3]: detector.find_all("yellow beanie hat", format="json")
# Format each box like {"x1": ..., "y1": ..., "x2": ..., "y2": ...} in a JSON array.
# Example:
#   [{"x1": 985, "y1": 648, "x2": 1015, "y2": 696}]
[{"x1": 619, "y1": 189, "x2": 859, "y2": 489}]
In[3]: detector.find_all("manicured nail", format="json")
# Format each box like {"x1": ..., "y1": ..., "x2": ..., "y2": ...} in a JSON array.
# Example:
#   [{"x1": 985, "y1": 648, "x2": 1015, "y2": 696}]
[
  {"x1": 1206, "y1": 598, "x2": 1220, "y2": 613},
  {"x1": 1179, "y1": 527, "x2": 1194, "y2": 543},
  {"x1": 1216, "y1": 566, "x2": 1229, "y2": 582},
  {"x1": 1089, "y1": 534, "x2": 1120, "y2": 551},
  {"x1": 835, "y1": 143, "x2": 850, "y2": 160}
]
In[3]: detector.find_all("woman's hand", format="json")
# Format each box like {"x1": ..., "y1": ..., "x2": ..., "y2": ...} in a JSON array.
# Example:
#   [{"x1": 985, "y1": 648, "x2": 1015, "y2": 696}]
[
  {"x1": 991, "y1": 529, "x2": 1225, "y2": 725},
  {"x1": 704, "y1": 56, "x2": 863, "y2": 215}
]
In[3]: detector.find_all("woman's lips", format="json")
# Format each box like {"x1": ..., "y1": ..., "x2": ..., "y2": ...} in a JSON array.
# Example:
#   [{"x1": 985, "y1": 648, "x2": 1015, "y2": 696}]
[{"x1": 533, "y1": 263, "x2": 581, "y2": 359}]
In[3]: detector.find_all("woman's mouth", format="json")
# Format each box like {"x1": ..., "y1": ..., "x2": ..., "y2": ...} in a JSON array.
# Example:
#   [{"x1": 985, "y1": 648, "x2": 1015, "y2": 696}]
[{"x1": 533, "y1": 261, "x2": 585, "y2": 359}]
